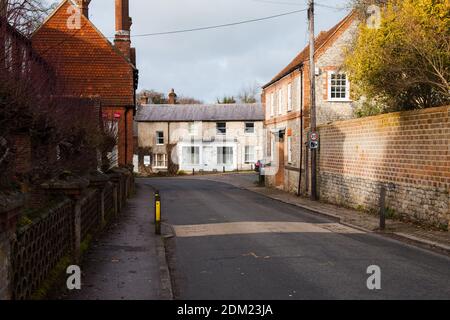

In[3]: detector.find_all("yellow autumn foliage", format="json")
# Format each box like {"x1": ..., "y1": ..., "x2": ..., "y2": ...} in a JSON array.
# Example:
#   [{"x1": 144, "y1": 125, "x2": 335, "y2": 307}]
[{"x1": 345, "y1": 0, "x2": 449, "y2": 115}]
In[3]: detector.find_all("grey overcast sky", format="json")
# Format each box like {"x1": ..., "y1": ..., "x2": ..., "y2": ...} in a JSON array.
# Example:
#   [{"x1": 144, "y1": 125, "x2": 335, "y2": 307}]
[{"x1": 84, "y1": 0, "x2": 351, "y2": 102}]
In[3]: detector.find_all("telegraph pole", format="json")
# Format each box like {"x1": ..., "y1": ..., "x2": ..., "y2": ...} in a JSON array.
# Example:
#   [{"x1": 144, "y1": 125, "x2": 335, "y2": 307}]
[{"x1": 308, "y1": 0, "x2": 318, "y2": 201}]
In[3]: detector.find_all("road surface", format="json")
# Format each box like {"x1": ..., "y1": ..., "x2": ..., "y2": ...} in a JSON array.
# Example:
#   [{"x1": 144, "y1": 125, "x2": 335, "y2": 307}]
[{"x1": 142, "y1": 177, "x2": 450, "y2": 300}]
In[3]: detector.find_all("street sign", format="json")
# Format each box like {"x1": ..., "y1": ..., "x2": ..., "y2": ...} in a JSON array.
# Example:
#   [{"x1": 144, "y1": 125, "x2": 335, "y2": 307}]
[
  {"x1": 309, "y1": 141, "x2": 319, "y2": 149},
  {"x1": 310, "y1": 132, "x2": 319, "y2": 142}
]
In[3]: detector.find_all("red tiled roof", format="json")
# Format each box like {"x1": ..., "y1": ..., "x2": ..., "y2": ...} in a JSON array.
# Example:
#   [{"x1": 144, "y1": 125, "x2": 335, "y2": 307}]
[
  {"x1": 31, "y1": 0, "x2": 136, "y2": 107},
  {"x1": 263, "y1": 11, "x2": 356, "y2": 89}
]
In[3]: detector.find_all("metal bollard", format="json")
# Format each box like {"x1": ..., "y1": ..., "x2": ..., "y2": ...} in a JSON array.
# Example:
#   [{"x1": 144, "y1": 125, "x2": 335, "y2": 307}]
[
  {"x1": 155, "y1": 190, "x2": 161, "y2": 235},
  {"x1": 379, "y1": 185, "x2": 386, "y2": 231}
]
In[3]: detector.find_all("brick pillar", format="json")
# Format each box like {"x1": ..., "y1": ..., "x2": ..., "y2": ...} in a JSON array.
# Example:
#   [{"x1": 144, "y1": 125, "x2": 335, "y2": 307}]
[
  {"x1": 41, "y1": 178, "x2": 89, "y2": 263},
  {"x1": 87, "y1": 172, "x2": 110, "y2": 227},
  {"x1": 0, "y1": 196, "x2": 23, "y2": 300},
  {"x1": 0, "y1": 231, "x2": 11, "y2": 300},
  {"x1": 107, "y1": 172, "x2": 122, "y2": 214},
  {"x1": 13, "y1": 134, "x2": 31, "y2": 175}
]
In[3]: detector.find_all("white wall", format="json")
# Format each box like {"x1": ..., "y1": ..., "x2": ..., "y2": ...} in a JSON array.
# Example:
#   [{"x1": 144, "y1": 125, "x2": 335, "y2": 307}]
[{"x1": 137, "y1": 120, "x2": 264, "y2": 172}]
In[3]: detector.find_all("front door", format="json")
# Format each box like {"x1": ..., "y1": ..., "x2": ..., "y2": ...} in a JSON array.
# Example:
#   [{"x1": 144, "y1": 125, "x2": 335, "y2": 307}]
[
  {"x1": 203, "y1": 146, "x2": 213, "y2": 170},
  {"x1": 275, "y1": 133, "x2": 285, "y2": 188}
]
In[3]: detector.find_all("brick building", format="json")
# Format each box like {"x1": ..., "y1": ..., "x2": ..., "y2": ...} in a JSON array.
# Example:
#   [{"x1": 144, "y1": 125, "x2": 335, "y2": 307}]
[
  {"x1": 135, "y1": 90, "x2": 265, "y2": 173},
  {"x1": 32, "y1": 0, "x2": 138, "y2": 166},
  {"x1": 261, "y1": 11, "x2": 359, "y2": 193}
]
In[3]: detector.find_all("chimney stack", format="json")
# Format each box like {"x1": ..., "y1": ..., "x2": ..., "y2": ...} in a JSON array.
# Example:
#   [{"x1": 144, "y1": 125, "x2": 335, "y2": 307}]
[
  {"x1": 115, "y1": 0, "x2": 132, "y2": 61},
  {"x1": 168, "y1": 89, "x2": 177, "y2": 105},
  {"x1": 139, "y1": 93, "x2": 149, "y2": 105},
  {"x1": 76, "y1": 0, "x2": 91, "y2": 19}
]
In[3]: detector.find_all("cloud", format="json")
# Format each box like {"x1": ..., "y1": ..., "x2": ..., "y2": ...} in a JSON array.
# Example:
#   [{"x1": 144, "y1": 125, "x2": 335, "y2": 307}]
[{"x1": 85, "y1": 0, "x2": 348, "y2": 103}]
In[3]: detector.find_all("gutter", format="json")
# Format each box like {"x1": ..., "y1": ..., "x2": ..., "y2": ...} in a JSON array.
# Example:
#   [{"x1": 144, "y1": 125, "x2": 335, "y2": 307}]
[{"x1": 262, "y1": 63, "x2": 304, "y2": 89}]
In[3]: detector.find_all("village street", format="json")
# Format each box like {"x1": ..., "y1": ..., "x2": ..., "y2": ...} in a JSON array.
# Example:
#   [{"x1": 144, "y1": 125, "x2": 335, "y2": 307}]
[
  {"x1": 1, "y1": 0, "x2": 449, "y2": 305},
  {"x1": 142, "y1": 176, "x2": 450, "y2": 300}
]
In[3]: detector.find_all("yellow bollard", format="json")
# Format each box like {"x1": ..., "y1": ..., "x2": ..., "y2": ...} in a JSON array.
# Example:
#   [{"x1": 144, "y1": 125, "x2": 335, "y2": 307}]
[{"x1": 155, "y1": 190, "x2": 161, "y2": 235}]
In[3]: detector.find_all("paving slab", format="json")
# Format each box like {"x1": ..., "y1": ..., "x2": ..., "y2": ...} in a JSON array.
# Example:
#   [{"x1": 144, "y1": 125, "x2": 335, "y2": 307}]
[{"x1": 62, "y1": 182, "x2": 171, "y2": 300}]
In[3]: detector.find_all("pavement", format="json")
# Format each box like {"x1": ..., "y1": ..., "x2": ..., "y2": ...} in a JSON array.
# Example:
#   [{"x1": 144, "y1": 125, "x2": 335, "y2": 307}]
[
  {"x1": 186, "y1": 173, "x2": 450, "y2": 256},
  {"x1": 144, "y1": 176, "x2": 450, "y2": 300},
  {"x1": 61, "y1": 182, "x2": 172, "y2": 300}
]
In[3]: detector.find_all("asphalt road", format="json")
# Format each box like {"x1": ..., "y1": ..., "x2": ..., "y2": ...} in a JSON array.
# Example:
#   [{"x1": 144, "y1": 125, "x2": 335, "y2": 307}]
[{"x1": 142, "y1": 177, "x2": 450, "y2": 300}]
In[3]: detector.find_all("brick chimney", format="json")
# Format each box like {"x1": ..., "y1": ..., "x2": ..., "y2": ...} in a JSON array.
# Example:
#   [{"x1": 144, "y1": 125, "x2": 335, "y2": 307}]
[
  {"x1": 168, "y1": 89, "x2": 177, "y2": 105},
  {"x1": 114, "y1": 0, "x2": 132, "y2": 61},
  {"x1": 76, "y1": 0, "x2": 91, "y2": 19},
  {"x1": 139, "y1": 93, "x2": 149, "y2": 105}
]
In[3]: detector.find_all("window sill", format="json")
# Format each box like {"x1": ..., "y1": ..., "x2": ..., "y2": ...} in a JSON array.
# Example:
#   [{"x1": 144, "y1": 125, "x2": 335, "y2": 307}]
[{"x1": 326, "y1": 99, "x2": 353, "y2": 103}]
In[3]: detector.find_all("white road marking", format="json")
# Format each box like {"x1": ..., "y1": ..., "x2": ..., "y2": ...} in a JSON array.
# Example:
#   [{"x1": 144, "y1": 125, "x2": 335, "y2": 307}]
[{"x1": 173, "y1": 222, "x2": 364, "y2": 238}]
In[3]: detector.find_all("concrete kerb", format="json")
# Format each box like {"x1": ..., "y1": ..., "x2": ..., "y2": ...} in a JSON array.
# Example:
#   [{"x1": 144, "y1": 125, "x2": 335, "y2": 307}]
[
  {"x1": 141, "y1": 174, "x2": 450, "y2": 260},
  {"x1": 386, "y1": 232, "x2": 450, "y2": 256},
  {"x1": 155, "y1": 235, "x2": 173, "y2": 300},
  {"x1": 248, "y1": 188, "x2": 450, "y2": 256},
  {"x1": 149, "y1": 187, "x2": 174, "y2": 300}
]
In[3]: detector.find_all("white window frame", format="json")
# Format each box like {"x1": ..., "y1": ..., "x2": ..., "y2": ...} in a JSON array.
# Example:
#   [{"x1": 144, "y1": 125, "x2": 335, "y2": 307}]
[
  {"x1": 270, "y1": 93, "x2": 275, "y2": 117},
  {"x1": 216, "y1": 122, "x2": 226, "y2": 135},
  {"x1": 245, "y1": 122, "x2": 255, "y2": 134},
  {"x1": 298, "y1": 75, "x2": 302, "y2": 111},
  {"x1": 270, "y1": 135, "x2": 275, "y2": 162},
  {"x1": 156, "y1": 131, "x2": 164, "y2": 145},
  {"x1": 287, "y1": 136, "x2": 292, "y2": 164},
  {"x1": 217, "y1": 147, "x2": 233, "y2": 165},
  {"x1": 278, "y1": 88, "x2": 283, "y2": 115},
  {"x1": 328, "y1": 71, "x2": 351, "y2": 101},
  {"x1": 287, "y1": 83, "x2": 293, "y2": 111},
  {"x1": 244, "y1": 146, "x2": 255, "y2": 163},
  {"x1": 182, "y1": 146, "x2": 200, "y2": 165},
  {"x1": 153, "y1": 153, "x2": 167, "y2": 168}
]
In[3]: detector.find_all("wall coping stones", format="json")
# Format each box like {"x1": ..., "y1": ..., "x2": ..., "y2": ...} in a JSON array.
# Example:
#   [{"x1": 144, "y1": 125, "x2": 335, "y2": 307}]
[
  {"x1": 41, "y1": 177, "x2": 90, "y2": 198},
  {"x1": 86, "y1": 171, "x2": 110, "y2": 189},
  {"x1": 0, "y1": 193, "x2": 24, "y2": 233}
]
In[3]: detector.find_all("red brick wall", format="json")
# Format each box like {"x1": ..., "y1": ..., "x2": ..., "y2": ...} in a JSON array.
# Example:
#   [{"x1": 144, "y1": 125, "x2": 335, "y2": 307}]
[
  {"x1": 31, "y1": 1, "x2": 135, "y2": 107},
  {"x1": 317, "y1": 106, "x2": 450, "y2": 229},
  {"x1": 102, "y1": 107, "x2": 134, "y2": 166},
  {"x1": 31, "y1": 1, "x2": 136, "y2": 165}
]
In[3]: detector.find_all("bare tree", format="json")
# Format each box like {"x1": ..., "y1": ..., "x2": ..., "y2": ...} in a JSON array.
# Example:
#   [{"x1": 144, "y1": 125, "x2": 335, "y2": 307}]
[
  {"x1": 238, "y1": 83, "x2": 260, "y2": 103},
  {"x1": 138, "y1": 89, "x2": 203, "y2": 105},
  {"x1": 177, "y1": 96, "x2": 203, "y2": 104},
  {"x1": 2, "y1": 0, "x2": 56, "y2": 36},
  {"x1": 0, "y1": 3, "x2": 107, "y2": 191}
]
